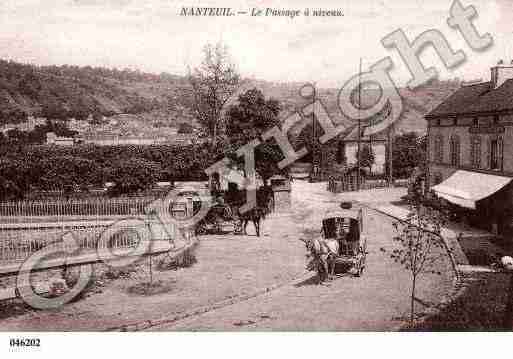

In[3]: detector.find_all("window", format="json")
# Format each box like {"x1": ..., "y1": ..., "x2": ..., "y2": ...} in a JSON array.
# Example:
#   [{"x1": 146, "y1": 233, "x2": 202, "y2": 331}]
[
  {"x1": 450, "y1": 135, "x2": 460, "y2": 166},
  {"x1": 490, "y1": 136, "x2": 503, "y2": 170},
  {"x1": 473, "y1": 117, "x2": 479, "y2": 127},
  {"x1": 433, "y1": 134, "x2": 444, "y2": 163},
  {"x1": 470, "y1": 136, "x2": 481, "y2": 168}
]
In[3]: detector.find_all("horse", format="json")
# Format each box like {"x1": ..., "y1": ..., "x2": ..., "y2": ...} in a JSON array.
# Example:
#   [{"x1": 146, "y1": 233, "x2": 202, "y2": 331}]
[
  {"x1": 239, "y1": 207, "x2": 266, "y2": 237},
  {"x1": 302, "y1": 237, "x2": 340, "y2": 282},
  {"x1": 226, "y1": 186, "x2": 274, "y2": 237}
]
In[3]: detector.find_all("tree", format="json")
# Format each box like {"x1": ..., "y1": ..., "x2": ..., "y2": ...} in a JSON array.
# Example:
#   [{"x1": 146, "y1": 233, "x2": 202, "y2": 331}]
[
  {"x1": 6, "y1": 128, "x2": 27, "y2": 144},
  {"x1": 356, "y1": 144, "x2": 375, "y2": 174},
  {"x1": 0, "y1": 158, "x2": 27, "y2": 200},
  {"x1": 380, "y1": 199, "x2": 451, "y2": 327},
  {"x1": 177, "y1": 122, "x2": 194, "y2": 134},
  {"x1": 106, "y1": 158, "x2": 162, "y2": 196},
  {"x1": 226, "y1": 88, "x2": 281, "y2": 142},
  {"x1": 188, "y1": 42, "x2": 240, "y2": 146},
  {"x1": 225, "y1": 88, "x2": 286, "y2": 184},
  {"x1": 386, "y1": 132, "x2": 426, "y2": 179}
]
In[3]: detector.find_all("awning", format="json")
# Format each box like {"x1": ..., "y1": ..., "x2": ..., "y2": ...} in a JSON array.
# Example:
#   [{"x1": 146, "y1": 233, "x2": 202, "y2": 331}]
[{"x1": 431, "y1": 170, "x2": 513, "y2": 209}]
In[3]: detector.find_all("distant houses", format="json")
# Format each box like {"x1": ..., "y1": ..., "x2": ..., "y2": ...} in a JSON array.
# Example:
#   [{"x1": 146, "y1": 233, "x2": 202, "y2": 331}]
[
  {"x1": 45, "y1": 131, "x2": 198, "y2": 146},
  {"x1": 340, "y1": 126, "x2": 387, "y2": 174},
  {"x1": 46, "y1": 132, "x2": 76, "y2": 146},
  {"x1": 0, "y1": 116, "x2": 46, "y2": 134}
]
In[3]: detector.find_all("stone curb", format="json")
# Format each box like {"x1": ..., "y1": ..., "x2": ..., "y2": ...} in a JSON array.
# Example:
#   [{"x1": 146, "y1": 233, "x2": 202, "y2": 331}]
[{"x1": 106, "y1": 269, "x2": 313, "y2": 332}]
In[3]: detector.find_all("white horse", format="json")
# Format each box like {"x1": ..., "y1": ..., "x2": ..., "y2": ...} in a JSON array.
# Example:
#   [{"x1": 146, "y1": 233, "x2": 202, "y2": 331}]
[{"x1": 303, "y1": 237, "x2": 340, "y2": 282}]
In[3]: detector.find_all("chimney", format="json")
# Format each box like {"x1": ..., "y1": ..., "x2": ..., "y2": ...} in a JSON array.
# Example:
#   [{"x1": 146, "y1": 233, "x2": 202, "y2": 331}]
[{"x1": 491, "y1": 60, "x2": 513, "y2": 89}]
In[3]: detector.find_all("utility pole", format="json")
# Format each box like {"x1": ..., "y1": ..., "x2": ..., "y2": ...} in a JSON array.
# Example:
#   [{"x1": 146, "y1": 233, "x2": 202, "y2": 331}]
[
  {"x1": 312, "y1": 82, "x2": 317, "y2": 181},
  {"x1": 357, "y1": 59, "x2": 362, "y2": 191},
  {"x1": 388, "y1": 123, "x2": 394, "y2": 186}
]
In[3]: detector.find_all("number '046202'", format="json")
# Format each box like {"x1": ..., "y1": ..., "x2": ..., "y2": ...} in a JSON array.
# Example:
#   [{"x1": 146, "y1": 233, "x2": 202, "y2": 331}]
[{"x1": 9, "y1": 338, "x2": 40, "y2": 347}]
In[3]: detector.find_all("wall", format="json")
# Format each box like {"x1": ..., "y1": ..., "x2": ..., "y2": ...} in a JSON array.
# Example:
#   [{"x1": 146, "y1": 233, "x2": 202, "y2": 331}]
[{"x1": 429, "y1": 115, "x2": 513, "y2": 174}]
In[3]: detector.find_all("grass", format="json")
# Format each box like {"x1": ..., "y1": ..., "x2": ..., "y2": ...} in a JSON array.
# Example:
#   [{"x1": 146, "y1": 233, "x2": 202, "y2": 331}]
[{"x1": 408, "y1": 272, "x2": 512, "y2": 331}]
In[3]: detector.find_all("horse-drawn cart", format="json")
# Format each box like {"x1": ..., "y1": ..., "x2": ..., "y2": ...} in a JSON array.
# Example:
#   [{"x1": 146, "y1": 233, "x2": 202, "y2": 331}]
[
  {"x1": 305, "y1": 203, "x2": 367, "y2": 282},
  {"x1": 195, "y1": 202, "x2": 242, "y2": 235},
  {"x1": 324, "y1": 207, "x2": 367, "y2": 276}
]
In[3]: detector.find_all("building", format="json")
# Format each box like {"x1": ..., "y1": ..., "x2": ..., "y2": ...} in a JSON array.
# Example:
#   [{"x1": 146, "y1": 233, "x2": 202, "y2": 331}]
[
  {"x1": 339, "y1": 126, "x2": 387, "y2": 175},
  {"x1": 425, "y1": 61, "x2": 513, "y2": 235},
  {"x1": 290, "y1": 121, "x2": 388, "y2": 181},
  {"x1": 46, "y1": 132, "x2": 76, "y2": 146},
  {"x1": 81, "y1": 133, "x2": 167, "y2": 146}
]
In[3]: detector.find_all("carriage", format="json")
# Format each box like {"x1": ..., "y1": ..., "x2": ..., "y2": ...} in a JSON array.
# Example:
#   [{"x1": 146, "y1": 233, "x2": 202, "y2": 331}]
[
  {"x1": 194, "y1": 202, "x2": 242, "y2": 235},
  {"x1": 316, "y1": 203, "x2": 367, "y2": 278}
]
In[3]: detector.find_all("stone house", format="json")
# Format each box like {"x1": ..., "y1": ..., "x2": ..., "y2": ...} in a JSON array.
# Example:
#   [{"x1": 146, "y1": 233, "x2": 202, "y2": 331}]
[{"x1": 425, "y1": 62, "x2": 513, "y2": 235}]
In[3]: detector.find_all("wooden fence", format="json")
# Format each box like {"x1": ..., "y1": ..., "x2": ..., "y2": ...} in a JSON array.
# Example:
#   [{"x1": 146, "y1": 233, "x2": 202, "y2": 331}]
[{"x1": 327, "y1": 177, "x2": 410, "y2": 193}]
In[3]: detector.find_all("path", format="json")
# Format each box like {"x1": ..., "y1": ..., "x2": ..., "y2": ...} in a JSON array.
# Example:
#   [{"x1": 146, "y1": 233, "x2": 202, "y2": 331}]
[{"x1": 150, "y1": 181, "x2": 455, "y2": 331}]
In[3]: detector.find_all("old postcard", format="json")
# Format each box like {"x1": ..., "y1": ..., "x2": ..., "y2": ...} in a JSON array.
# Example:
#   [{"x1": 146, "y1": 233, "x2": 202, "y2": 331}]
[{"x1": 0, "y1": 0, "x2": 512, "y2": 356}]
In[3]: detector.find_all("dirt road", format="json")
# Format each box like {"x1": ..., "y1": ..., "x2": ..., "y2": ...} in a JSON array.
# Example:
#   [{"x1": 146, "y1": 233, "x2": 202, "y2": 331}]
[
  {"x1": 150, "y1": 182, "x2": 455, "y2": 331},
  {"x1": 0, "y1": 181, "x2": 455, "y2": 331}
]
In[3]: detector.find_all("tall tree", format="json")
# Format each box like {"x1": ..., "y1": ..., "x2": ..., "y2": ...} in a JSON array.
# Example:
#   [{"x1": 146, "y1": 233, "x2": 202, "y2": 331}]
[
  {"x1": 386, "y1": 132, "x2": 426, "y2": 179},
  {"x1": 188, "y1": 42, "x2": 240, "y2": 147},
  {"x1": 225, "y1": 88, "x2": 286, "y2": 183},
  {"x1": 226, "y1": 88, "x2": 281, "y2": 143}
]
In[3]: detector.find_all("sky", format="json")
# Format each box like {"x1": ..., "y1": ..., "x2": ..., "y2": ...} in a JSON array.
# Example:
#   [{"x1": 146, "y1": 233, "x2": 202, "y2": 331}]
[{"x1": 0, "y1": 0, "x2": 512, "y2": 88}]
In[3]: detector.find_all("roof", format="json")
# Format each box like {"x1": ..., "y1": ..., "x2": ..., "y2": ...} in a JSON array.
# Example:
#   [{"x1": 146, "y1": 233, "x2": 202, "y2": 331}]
[
  {"x1": 324, "y1": 208, "x2": 361, "y2": 220},
  {"x1": 269, "y1": 175, "x2": 288, "y2": 180},
  {"x1": 431, "y1": 170, "x2": 513, "y2": 209},
  {"x1": 427, "y1": 79, "x2": 513, "y2": 118}
]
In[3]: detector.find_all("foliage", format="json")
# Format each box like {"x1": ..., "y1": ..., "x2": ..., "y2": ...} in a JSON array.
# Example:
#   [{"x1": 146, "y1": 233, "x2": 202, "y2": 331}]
[
  {"x1": 188, "y1": 42, "x2": 240, "y2": 145},
  {"x1": 381, "y1": 197, "x2": 449, "y2": 326},
  {"x1": 106, "y1": 157, "x2": 162, "y2": 196},
  {"x1": 0, "y1": 59, "x2": 187, "y2": 125},
  {"x1": 177, "y1": 122, "x2": 194, "y2": 134},
  {"x1": 226, "y1": 88, "x2": 281, "y2": 142},
  {"x1": 386, "y1": 132, "x2": 427, "y2": 179},
  {"x1": 0, "y1": 142, "x2": 222, "y2": 200},
  {"x1": 224, "y1": 88, "x2": 286, "y2": 182}
]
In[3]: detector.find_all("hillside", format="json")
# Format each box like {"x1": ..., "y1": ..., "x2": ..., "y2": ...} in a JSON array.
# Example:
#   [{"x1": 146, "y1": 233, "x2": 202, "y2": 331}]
[
  {"x1": 0, "y1": 59, "x2": 196, "y2": 126},
  {"x1": 244, "y1": 78, "x2": 461, "y2": 134},
  {"x1": 0, "y1": 59, "x2": 460, "y2": 136}
]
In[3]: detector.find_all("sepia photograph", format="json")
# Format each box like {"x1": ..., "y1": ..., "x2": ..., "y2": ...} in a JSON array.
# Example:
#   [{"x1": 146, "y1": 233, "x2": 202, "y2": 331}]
[{"x1": 0, "y1": 0, "x2": 512, "y2": 356}]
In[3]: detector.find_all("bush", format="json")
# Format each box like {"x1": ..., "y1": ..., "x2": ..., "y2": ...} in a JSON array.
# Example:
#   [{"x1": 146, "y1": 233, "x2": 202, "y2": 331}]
[{"x1": 0, "y1": 143, "x2": 219, "y2": 199}]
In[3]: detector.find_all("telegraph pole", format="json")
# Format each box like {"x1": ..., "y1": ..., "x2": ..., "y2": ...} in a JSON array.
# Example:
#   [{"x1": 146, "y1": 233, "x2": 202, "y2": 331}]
[
  {"x1": 312, "y1": 82, "x2": 317, "y2": 180},
  {"x1": 388, "y1": 123, "x2": 394, "y2": 186},
  {"x1": 357, "y1": 59, "x2": 362, "y2": 191}
]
